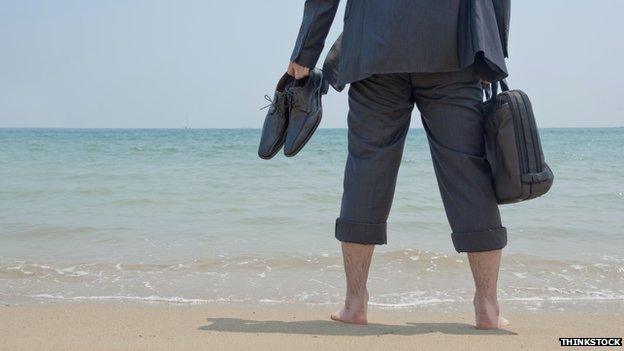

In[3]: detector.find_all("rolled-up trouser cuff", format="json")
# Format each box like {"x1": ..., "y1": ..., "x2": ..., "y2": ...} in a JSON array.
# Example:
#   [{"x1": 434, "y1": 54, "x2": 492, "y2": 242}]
[
  {"x1": 335, "y1": 218, "x2": 387, "y2": 245},
  {"x1": 451, "y1": 226, "x2": 507, "y2": 253}
]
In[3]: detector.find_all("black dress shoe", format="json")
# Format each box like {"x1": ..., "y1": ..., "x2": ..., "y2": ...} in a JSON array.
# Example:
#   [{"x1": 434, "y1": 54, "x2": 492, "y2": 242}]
[
  {"x1": 258, "y1": 73, "x2": 294, "y2": 159},
  {"x1": 283, "y1": 68, "x2": 329, "y2": 157}
]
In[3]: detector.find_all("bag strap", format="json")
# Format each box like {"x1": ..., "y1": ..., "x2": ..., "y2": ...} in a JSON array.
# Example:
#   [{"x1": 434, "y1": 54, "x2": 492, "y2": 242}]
[
  {"x1": 483, "y1": 82, "x2": 492, "y2": 100},
  {"x1": 493, "y1": 79, "x2": 509, "y2": 95},
  {"x1": 483, "y1": 79, "x2": 510, "y2": 102}
]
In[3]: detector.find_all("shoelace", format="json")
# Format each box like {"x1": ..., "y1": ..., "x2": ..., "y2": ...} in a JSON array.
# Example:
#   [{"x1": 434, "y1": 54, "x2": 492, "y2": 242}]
[
  {"x1": 260, "y1": 94, "x2": 289, "y2": 116},
  {"x1": 259, "y1": 95, "x2": 276, "y2": 111},
  {"x1": 286, "y1": 90, "x2": 302, "y2": 111},
  {"x1": 259, "y1": 89, "x2": 303, "y2": 114}
]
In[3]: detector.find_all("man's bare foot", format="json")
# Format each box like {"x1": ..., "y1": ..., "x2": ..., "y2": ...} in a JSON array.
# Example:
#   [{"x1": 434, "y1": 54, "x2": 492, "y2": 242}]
[
  {"x1": 330, "y1": 292, "x2": 369, "y2": 325},
  {"x1": 473, "y1": 295, "x2": 510, "y2": 329}
]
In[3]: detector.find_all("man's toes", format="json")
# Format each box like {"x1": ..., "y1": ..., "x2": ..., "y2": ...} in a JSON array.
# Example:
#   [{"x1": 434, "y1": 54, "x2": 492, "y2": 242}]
[
  {"x1": 330, "y1": 310, "x2": 345, "y2": 322},
  {"x1": 329, "y1": 309, "x2": 367, "y2": 325},
  {"x1": 499, "y1": 316, "x2": 510, "y2": 327}
]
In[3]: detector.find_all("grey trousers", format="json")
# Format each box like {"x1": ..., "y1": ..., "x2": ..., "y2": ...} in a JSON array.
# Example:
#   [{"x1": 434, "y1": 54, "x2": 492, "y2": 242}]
[{"x1": 335, "y1": 65, "x2": 507, "y2": 253}]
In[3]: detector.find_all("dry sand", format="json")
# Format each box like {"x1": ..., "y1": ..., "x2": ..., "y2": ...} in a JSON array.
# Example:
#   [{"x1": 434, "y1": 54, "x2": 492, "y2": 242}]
[{"x1": 1, "y1": 303, "x2": 622, "y2": 350}]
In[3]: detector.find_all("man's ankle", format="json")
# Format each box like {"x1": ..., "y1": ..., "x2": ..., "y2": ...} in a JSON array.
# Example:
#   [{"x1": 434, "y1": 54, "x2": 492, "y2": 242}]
[
  {"x1": 473, "y1": 293, "x2": 500, "y2": 315},
  {"x1": 345, "y1": 290, "x2": 369, "y2": 305}
]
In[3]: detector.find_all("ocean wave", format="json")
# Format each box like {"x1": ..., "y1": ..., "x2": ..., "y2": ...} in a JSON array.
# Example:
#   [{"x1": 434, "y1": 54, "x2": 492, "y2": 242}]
[
  {"x1": 19, "y1": 293, "x2": 624, "y2": 309},
  {"x1": 2, "y1": 251, "x2": 622, "y2": 279},
  {"x1": 30, "y1": 293, "x2": 246, "y2": 304},
  {"x1": 1, "y1": 249, "x2": 622, "y2": 312}
]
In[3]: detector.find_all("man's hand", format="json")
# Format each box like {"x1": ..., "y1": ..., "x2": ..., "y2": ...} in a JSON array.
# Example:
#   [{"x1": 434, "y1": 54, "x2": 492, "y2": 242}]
[{"x1": 287, "y1": 62, "x2": 310, "y2": 80}]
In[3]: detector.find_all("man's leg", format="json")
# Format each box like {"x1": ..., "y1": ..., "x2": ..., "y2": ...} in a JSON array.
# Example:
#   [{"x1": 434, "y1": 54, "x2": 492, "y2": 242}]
[
  {"x1": 330, "y1": 242, "x2": 374, "y2": 324},
  {"x1": 332, "y1": 74, "x2": 414, "y2": 324},
  {"x1": 468, "y1": 250, "x2": 509, "y2": 329},
  {"x1": 412, "y1": 66, "x2": 508, "y2": 328}
]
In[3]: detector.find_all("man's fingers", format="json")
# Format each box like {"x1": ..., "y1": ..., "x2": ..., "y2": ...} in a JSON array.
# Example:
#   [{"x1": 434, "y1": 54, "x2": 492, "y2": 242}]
[
  {"x1": 287, "y1": 62, "x2": 310, "y2": 80},
  {"x1": 295, "y1": 67, "x2": 310, "y2": 80}
]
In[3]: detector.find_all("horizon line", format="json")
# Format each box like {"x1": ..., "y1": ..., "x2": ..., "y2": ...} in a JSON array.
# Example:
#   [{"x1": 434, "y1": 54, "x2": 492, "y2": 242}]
[{"x1": 0, "y1": 126, "x2": 623, "y2": 130}]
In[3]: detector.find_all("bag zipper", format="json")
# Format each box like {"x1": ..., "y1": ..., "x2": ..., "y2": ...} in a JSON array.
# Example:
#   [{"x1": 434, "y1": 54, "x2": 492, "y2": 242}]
[
  {"x1": 518, "y1": 91, "x2": 543, "y2": 173},
  {"x1": 505, "y1": 92, "x2": 529, "y2": 175}
]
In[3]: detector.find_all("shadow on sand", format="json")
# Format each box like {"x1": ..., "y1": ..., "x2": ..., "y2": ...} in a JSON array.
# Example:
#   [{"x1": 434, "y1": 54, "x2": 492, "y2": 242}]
[{"x1": 198, "y1": 318, "x2": 517, "y2": 336}]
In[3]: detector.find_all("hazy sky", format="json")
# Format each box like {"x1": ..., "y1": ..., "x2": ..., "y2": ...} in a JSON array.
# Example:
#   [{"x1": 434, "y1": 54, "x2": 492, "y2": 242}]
[{"x1": 1, "y1": 1, "x2": 622, "y2": 128}]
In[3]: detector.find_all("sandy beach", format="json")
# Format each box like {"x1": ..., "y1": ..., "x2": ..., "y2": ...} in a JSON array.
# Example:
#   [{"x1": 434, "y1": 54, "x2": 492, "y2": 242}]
[{"x1": 2, "y1": 302, "x2": 622, "y2": 350}]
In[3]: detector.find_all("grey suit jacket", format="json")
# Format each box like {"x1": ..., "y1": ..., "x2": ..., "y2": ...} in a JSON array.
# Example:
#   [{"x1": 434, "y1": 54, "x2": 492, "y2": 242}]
[{"x1": 290, "y1": 0, "x2": 510, "y2": 89}]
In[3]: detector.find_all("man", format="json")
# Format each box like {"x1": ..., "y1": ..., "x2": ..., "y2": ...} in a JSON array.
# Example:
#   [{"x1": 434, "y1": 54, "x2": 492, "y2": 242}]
[{"x1": 287, "y1": 0, "x2": 511, "y2": 329}]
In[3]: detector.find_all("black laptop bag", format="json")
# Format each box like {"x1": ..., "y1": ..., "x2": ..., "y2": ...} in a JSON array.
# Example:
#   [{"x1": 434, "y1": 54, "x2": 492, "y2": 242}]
[{"x1": 483, "y1": 80, "x2": 554, "y2": 204}]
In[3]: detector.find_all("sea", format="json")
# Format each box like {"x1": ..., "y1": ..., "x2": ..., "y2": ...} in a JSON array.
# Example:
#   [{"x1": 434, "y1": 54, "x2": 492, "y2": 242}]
[{"x1": 1, "y1": 128, "x2": 623, "y2": 312}]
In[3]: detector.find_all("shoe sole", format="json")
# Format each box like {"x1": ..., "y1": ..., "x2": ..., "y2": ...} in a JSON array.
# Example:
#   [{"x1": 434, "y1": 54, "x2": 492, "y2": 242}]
[{"x1": 284, "y1": 77, "x2": 329, "y2": 157}]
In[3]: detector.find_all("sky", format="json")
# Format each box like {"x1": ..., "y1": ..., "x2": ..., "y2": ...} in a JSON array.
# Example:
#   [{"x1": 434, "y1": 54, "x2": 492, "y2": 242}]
[{"x1": 0, "y1": 0, "x2": 622, "y2": 128}]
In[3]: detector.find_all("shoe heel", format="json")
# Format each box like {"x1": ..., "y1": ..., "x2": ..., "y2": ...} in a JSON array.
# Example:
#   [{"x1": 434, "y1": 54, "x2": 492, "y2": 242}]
[{"x1": 321, "y1": 78, "x2": 330, "y2": 95}]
